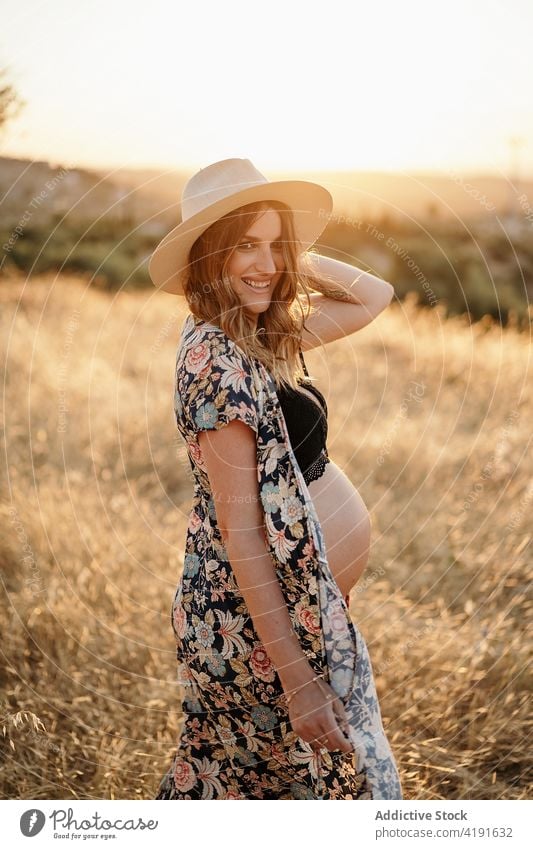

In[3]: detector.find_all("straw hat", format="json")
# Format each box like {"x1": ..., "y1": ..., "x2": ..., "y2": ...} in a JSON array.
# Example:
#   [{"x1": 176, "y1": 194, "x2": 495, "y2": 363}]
[{"x1": 148, "y1": 157, "x2": 333, "y2": 295}]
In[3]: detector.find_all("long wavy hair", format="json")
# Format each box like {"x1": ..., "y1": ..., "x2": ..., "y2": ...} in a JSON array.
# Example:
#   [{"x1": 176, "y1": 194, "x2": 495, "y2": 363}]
[{"x1": 183, "y1": 200, "x2": 339, "y2": 391}]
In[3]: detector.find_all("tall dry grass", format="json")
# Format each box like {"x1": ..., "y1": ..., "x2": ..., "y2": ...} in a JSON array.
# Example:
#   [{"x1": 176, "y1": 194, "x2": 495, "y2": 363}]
[{"x1": 0, "y1": 271, "x2": 531, "y2": 800}]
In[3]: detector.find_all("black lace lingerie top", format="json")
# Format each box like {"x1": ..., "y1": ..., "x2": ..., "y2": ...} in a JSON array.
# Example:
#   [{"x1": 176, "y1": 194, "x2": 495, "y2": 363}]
[{"x1": 275, "y1": 351, "x2": 330, "y2": 485}]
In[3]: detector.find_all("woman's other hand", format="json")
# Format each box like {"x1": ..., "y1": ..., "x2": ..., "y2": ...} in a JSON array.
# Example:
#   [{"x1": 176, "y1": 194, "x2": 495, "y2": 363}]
[{"x1": 287, "y1": 678, "x2": 354, "y2": 754}]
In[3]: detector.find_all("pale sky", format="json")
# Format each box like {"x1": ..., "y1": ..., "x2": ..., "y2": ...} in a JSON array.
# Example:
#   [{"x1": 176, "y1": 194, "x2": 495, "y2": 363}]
[{"x1": 1, "y1": 0, "x2": 532, "y2": 177}]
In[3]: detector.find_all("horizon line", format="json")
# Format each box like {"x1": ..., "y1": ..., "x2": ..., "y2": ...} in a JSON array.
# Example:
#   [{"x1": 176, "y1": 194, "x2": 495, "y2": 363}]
[{"x1": 1, "y1": 153, "x2": 531, "y2": 183}]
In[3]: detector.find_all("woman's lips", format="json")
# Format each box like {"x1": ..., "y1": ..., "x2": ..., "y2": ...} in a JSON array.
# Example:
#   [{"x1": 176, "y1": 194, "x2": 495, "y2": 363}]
[{"x1": 242, "y1": 277, "x2": 271, "y2": 290}]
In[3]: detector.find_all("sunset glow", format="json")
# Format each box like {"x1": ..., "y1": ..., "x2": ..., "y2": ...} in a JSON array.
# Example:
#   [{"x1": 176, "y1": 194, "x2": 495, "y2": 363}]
[{"x1": 1, "y1": 0, "x2": 532, "y2": 177}]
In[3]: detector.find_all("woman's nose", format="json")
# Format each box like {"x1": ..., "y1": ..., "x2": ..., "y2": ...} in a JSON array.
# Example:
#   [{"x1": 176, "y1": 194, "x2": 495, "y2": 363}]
[{"x1": 254, "y1": 246, "x2": 278, "y2": 273}]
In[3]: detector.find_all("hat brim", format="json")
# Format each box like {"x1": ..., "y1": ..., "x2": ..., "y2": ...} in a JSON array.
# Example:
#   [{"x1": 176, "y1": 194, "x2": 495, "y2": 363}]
[{"x1": 148, "y1": 179, "x2": 333, "y2": 295}]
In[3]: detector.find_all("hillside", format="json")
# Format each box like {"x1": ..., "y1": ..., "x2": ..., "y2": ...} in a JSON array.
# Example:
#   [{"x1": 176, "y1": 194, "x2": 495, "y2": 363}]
[{"x1": 3, "y1": 155, "x2": 533, "y2": 227}]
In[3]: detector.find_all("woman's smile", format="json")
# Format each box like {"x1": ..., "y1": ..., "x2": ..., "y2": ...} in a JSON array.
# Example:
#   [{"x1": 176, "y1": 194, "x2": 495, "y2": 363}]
[{"x1": 241, "y1": 276, "x2": 273, "y2": 290}]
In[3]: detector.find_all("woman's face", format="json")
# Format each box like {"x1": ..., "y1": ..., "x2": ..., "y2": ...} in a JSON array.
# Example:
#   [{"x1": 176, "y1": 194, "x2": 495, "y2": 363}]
[{"x1": 226, "y1": 208, "x2": 285, "y2": 324}]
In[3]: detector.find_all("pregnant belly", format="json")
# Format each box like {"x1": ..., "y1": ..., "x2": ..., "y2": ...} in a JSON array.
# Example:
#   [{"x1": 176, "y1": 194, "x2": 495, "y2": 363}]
[{"x1": 306, "y1": 459, "x2": 371, "y2": 598}]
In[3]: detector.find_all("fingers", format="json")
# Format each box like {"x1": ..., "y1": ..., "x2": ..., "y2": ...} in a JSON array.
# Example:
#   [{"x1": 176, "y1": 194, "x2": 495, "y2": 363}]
[
  {"x1": 291, "y1": 681, "x2": 355, "y2": 754},
  {"x1": 316, "y1": 684, "x2": 353, "y2": 752},
  {"x1": 328, "y1": 725, "x2": 354, "y2": 753},
  {"x1": 309, "y1": 728, "x2": 352, "y2": 754},
  {"x1": 309, "y1": 711, "x2": 354, "y2": 754},
  {"x1": 332, "y1": 697, "x2": 352, "y2": 741}
]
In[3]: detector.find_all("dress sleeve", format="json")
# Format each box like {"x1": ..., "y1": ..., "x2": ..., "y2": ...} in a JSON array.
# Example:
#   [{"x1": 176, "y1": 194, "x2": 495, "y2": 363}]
[{"x1": 178, "y1": 333, "x2": 260, "y2": 437}]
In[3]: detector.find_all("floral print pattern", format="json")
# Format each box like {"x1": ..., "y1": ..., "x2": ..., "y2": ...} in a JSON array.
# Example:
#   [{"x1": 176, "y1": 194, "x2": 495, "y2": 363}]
[{"x1": 155, "y1": 313, "x2": 402, "y2": 800}]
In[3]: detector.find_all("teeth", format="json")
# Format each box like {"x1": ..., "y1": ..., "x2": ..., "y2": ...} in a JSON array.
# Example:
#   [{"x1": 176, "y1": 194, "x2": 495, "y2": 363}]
[{"x1": 243, "y1": 278, "x2": 270, "y2": 290}]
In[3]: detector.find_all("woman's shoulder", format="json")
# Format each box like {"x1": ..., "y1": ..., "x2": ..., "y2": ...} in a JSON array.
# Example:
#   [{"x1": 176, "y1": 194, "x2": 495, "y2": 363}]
[
  {"x1": 177, "y1": 313, "x2": 254, "y2": 371},
  {"x1": 175, "y1": 314, "x2": 262, "y2": 434},
  {"x1": 179, "y1": 313, "x2": 241, "y2": 353},
  {"x1": 176, "y1": 313, "x2": 262, "y2": 394}
]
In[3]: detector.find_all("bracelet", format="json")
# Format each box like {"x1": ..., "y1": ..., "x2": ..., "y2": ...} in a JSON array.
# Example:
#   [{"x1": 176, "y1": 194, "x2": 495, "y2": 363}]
[{"x1": 284, "y1": 672, "x2": 328, "y2": 706}]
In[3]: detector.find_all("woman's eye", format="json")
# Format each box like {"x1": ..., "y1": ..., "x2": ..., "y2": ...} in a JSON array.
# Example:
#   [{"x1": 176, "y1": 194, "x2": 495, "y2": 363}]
[{"x1": 237, "y1": 242, "x2": 283, "y2": 251}]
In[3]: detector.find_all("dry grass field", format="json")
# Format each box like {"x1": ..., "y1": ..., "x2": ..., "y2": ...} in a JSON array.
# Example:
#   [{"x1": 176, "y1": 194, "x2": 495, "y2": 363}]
[{"x1": 0, "y1": 271, "x2": 531, "y2": 800}]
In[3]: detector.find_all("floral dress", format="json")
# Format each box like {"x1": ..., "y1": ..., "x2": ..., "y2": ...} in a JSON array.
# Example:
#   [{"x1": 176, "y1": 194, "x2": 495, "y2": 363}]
[{"x1": 155, "y1": 313, "x2": 403, "y2": 800}]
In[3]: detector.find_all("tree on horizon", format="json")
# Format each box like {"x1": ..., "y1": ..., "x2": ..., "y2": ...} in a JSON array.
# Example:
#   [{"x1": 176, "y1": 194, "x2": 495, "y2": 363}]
[{"x1": 0, "y1": 65, "x2": 25, "y2": 138}]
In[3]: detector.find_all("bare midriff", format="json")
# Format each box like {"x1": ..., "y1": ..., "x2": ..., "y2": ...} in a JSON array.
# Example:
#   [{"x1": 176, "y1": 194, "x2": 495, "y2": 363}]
[{"x1": 306, "y1": 459, "x2": 371, "y2": 599}]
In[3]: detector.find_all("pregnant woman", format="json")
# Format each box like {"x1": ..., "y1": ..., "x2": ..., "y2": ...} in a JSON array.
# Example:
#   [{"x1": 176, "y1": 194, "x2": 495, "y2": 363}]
[{"x1": 149, "y1": 158, "x2": 402, "y2": 799}]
